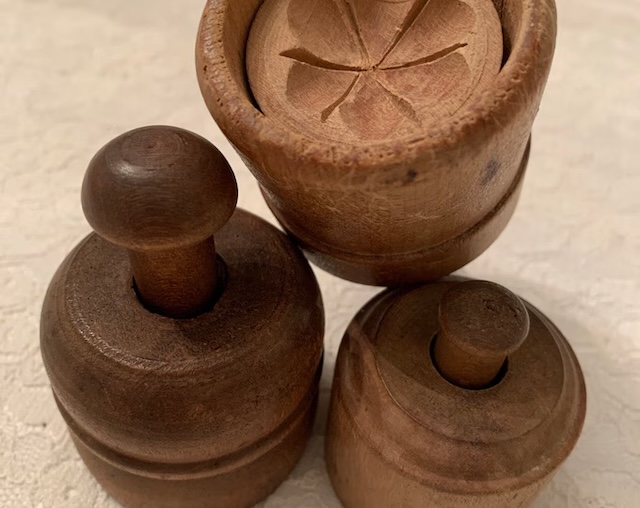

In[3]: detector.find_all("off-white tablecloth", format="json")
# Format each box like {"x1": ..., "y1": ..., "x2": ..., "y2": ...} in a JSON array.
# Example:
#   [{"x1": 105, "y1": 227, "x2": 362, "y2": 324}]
[{"x1": 1, "y1": 0, "x2": 639, "y2": 506}]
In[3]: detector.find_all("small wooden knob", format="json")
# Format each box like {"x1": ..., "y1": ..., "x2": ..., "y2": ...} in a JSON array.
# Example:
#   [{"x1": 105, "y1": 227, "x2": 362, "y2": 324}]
[
  {"x1": 433, "y1": 280, "x2": 530, "y2": 389},
  {"x1": 81, "y1": 126, "x2": 238, "y2": 318}
]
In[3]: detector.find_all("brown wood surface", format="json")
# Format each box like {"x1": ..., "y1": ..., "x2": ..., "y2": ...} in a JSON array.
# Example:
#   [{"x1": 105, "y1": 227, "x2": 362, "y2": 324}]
[
  {"x1": 247, "y1": 0, "x2": 503, "y2": 144},
  {"x1": 325, "y1": 279, "x2": 586, "y2": 507},
  {"x1": 197, "y1": 0, "x2": 557, "y2": 286},
  {"x1": 40, "y1": 127, "x2": 325, "y2": 507},
  {"x1": 81, "y1": 126, "x2": 238, "y2": 318},
  {"x1": 433, "y1": 280, "x2": 530, "y2": 389}
]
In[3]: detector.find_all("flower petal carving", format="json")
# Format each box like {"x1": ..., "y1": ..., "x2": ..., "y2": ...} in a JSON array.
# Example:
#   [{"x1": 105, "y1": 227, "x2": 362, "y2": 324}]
[
  {"x1": 339, "y1": 74, "x2": 410, "y2": 140},
  {"x1": 247, "y1": 0, "x2": 502, "y2": 143},
  {"x1": 287, "y1": 0, "x2": 365, "y2": 67},
  {"x1": 349, "y1": 0, "x2": 414, "y2": 64},
  {"x1": 381, "y1": 0, "x2": 476, "y2": 69},
  {"x1": 286, "y1": 62, "x2": 359, "y2": 119},
  {"x1": 377, "y1": 52, "x2": 471, "y2": 117},
  {"x1": 283, "y1": 0, "x2": 479, "y2": 132}
]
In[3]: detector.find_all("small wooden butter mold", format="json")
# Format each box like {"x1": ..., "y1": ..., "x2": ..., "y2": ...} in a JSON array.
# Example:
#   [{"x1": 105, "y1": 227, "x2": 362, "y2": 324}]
[
  {"x1": 198, "y1": 0, "x2": 557, "y2": 286},
  {"x1": 326, "y1": 279, "x2": 586, "y2": 507},
  {"x1": 40, "y1": 126, "x2": 325, "y2": 508}
]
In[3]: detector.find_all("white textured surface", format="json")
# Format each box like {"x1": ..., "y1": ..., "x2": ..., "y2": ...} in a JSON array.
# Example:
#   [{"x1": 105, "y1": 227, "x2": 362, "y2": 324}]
[{"x1": 1, "y1": 0, "x2": 639, "y2": 506}]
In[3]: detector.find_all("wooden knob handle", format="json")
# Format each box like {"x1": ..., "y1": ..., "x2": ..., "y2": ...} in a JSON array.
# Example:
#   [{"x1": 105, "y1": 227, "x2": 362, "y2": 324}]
[
  {"x1": 81, "y1": 126, "x2": 238, "y2": 318},
  {"x1": 433, "y1": 281, "x2": 530, "y2": 389}
]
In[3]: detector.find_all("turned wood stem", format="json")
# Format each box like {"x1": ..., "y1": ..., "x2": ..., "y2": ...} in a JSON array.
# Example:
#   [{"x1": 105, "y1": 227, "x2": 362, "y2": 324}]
[
  {"x1": 432, "y1": 281, "x2": 530, "y2": 389},
  {"x1": 129, "y1": 238, "x2": 218, "y2": 318},
  {"x1": 433, "y1": 330, "x2": 508, "y2": 389}
]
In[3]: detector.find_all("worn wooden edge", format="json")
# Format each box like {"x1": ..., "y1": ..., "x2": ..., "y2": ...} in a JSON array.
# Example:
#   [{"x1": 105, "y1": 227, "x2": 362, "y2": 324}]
[
  {"x1": 196, "y1": 0, "x2": 557, "y2": 171},
  {"x1": 264, "y1": 139, "x2": 529, "y2": 286},
  {"x1": 71, "y1": 391, "x2": 318, "y2": 508},
  {"x1": 53, "y1": 358, "x2": 323, "y2": 480},
  {"x1": 326, "y1": 388, "x2": 554, "y2": 506}
]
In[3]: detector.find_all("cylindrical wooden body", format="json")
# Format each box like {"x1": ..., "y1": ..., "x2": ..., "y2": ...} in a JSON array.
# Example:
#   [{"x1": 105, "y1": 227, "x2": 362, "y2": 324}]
[
  {"x1": 40, "y1": 210, "x2": 325, "y2": 508},
  {"x1": 197, "y1": 0, "x2": 557, "y2": 285},
  {"x1": 325, "y1": 282, "x2": 586, "y2": 507}
]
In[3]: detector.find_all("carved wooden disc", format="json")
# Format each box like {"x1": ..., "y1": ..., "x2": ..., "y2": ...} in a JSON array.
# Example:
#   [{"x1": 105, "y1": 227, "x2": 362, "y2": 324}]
[{"x1": 247, "y1": 0, "x2": 503, "y2": 144}]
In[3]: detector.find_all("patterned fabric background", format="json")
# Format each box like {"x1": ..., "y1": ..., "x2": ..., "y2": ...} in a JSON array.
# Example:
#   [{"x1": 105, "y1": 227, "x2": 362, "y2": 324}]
[{"x1": 1, "y1": 0, "x2": 638, "y2": 506}]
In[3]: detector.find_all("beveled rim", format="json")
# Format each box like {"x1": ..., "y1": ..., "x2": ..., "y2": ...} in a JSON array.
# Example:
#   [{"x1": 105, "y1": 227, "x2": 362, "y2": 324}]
[
  {"x1": 197, "y1": 0, "x2": 557, "y2": 170},
  {"x1": 58, "y1": 368, "x2": 321, "y2": 480}
]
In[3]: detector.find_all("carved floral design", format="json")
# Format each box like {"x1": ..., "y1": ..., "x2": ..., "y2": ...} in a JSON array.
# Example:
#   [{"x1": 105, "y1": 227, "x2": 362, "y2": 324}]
[{"x1": 282, "y1": 0, "x2": 478, "y2": 140}]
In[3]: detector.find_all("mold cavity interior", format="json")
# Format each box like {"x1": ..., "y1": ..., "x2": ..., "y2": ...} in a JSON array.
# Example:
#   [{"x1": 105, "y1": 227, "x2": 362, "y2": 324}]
[{"x1": 223, "y1": 0, "x2": 522, "y2": 115}]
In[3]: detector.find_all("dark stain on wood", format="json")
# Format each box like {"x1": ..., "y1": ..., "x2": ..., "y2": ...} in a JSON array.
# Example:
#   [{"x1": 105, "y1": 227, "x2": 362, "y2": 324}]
[
  {"x1": 482, "y1": 159, "x2": 501, "y2": 186},
  {"x1": 404, "y1": 169, "x2": 418, "y2": 185}
]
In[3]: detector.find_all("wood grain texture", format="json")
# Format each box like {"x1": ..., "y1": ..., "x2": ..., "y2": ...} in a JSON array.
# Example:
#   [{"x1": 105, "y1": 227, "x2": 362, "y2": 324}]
[
  {"x1": 2, "y1": 0, "x2": 639, "y2": 505},
  {"x1": 81, "y1": 126, "x2": 238, "y2": 318},
  {"x1": 433, "y1": 280, "x2": 529, "y2": 389},
  {"x1": 197, "y1": 0, "x2": 557, "y2": 286},
  {"x1": 325, "y1": 278, "x2": 586, "y2": 507},
  {"x1": 40, "y1": 128, "x2": 325, "y2": 507},
  {"x1": 247, "y1": 0, "x2": 503, "y2": 144}
]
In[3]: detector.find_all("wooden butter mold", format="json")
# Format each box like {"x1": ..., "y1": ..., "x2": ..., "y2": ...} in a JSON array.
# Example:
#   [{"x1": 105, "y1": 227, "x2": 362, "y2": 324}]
[
  {"x1": 326, "y1": 279, "x2": 586, "y2": 507},
  {"x1": 40, "y1": 126, "x2": 325, "y2": 508},
  {"x1": 197, "y1": 0, "x2": 557, "y2": 286}
]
